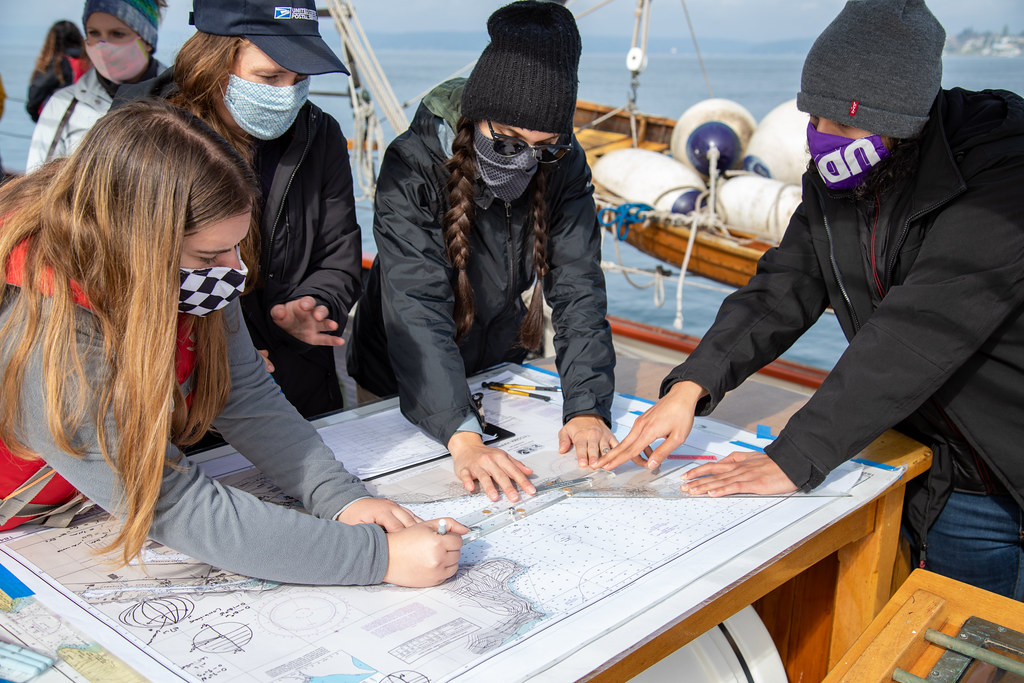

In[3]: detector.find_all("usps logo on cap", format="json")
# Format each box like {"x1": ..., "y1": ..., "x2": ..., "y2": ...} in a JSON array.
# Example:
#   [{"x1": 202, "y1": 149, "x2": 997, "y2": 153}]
[{"x1": 274, "y1": 6, "x2": 317, "y2": 20}]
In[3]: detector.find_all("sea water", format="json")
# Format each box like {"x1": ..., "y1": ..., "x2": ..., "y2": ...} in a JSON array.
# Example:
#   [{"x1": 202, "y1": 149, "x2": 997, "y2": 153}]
[{"x1": 1, "y1": 35, "x2": 1021, "y2": 370}]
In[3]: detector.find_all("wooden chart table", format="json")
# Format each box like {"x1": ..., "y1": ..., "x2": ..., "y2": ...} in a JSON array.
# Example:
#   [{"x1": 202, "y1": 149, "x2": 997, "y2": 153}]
[
  {"x1": 0, "y1": 358, "x2": 930, "y2": 682},
  {"x1": 539, "y1": 356, "x2": 933, "y2": 682}
]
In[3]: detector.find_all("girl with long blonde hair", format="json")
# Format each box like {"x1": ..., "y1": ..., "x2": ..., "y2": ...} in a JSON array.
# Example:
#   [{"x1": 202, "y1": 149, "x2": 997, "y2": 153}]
[{"x1": 0, "y1": 99, "x2": 464, "y2": 588}]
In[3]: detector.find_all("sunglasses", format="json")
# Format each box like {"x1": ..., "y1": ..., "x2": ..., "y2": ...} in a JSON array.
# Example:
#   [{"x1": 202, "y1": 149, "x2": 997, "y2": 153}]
[{"x1": 487, "y1": 121, "x2": 572, "y2": 163}]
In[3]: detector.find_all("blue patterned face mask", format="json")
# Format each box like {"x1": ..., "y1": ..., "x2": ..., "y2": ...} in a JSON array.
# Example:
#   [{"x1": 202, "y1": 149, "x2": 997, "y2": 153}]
[{"x1": 224, "y1": 75, "x2": 309, "y2": 140}]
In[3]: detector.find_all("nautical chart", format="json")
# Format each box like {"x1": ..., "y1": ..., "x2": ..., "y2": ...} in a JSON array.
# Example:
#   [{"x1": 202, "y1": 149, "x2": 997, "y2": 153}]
[{"x1": 0, "y1": 365, "x2": 879, "y2": 683}]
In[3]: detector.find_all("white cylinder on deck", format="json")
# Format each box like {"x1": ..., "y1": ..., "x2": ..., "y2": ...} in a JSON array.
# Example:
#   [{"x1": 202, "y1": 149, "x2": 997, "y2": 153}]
[
  {"x1": 629, "y1": 605, "x2": 788, "y2": 683},
  {"x1": 742, "y1": 99, "x2": 810, "y2": 186},
  {"x1": 717, "y1": 175, "x2": 802, "y2": 242},
  {"x1": 670, "y1": 99, "x2": 758, "y2": 172},
  {"x1": 592, "y1": 148, "x2": 706, "y2": 213}
]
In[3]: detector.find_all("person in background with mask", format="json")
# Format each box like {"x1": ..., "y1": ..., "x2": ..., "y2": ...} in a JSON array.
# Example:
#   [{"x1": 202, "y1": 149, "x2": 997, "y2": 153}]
[
  {"x1": 599, "y1": 0, "x2": 1024, "y2": 600},
  {"x1": 347, "y1": 1, "x2": 616, "y2": 503},
  {"x1": 0, "y1": 98, "x2": 464, "y2": 588},
  {"x1": 26, "y1": 20, "x2": 89, "y2": 123},
  {"x1": 117, "y1": 0, "x2": 361, "y2": 419},
  {"x1": 26, "y1": 0, "x2": 165, "y2": 170}
]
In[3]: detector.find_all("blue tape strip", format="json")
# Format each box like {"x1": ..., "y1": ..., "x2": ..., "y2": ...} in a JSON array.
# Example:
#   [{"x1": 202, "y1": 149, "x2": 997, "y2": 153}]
[
  {"x1": 756, "y1": 424, "x2": 777, "y2": 440},
  {"x1": 0, "y1": 563, "x2": 33, "y2": 600},
  {"x1": 730, "y1": 440, "x2": 766, "y2": 453},
  {"x1": 851, "y1": 457, "x2": 898, "y2": 471}
]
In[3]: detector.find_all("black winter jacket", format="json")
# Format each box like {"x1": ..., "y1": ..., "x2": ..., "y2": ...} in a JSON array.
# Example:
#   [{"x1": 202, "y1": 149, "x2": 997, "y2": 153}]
[
  {"x1": 663, "y1": 88, "x2": 1024, "y2": 548},
  {"x1": 117, "y1": 69, "x2": 362, "y2": 418},
  {"x1": 348, "y1": 80, "x2": 615, "y2": 444}
]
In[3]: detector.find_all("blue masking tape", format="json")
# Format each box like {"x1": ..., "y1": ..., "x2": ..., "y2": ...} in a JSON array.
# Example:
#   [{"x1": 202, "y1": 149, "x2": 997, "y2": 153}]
[
  {"x1": 756, "y1": 424, "x2": 777, "y2": 440},
  {"x1": 730, "y1": 440, "x2": 766, "y2": 453},
  {"x1": 851, "y1": 457, "x2": 899, "y2": 471},
  {"x1": 0, "y1": 565, "x2": 32, "y2": 601}
]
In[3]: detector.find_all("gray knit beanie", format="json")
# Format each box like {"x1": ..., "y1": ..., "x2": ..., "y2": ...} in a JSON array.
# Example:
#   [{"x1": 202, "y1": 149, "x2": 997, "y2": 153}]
[
  {"x1": 462, "y1": 1, "x2": 581, "y2": 135},
  {"x1": 797, "y1": 0, "x2": 945, "y2": 139}
]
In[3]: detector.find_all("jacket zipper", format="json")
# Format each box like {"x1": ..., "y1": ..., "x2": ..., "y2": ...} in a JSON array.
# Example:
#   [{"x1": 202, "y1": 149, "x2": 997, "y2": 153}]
[
  {"x1": 883, "y1": 187, "x2": 966, "y2": 292},
  {"x1": 265, "y1": 109, "x2": 317, "y2": 274},
  {"x1": 504, "y1": 201, "x2": 516, "y2": 309},
  {"x1": 819, "y1": 198, "x2": 861, "y2": 331}
]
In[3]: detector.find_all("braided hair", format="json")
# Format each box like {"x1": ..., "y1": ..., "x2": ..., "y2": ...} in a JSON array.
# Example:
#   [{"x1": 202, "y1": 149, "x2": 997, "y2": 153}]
[{"x1": 443, "y1": 117, "x2": 552, "y2": 352}]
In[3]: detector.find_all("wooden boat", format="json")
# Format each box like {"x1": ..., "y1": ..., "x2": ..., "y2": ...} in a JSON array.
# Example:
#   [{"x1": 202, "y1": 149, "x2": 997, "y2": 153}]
[{"x1": 574, "y1": 99, "x2": 779, "y2": 289}]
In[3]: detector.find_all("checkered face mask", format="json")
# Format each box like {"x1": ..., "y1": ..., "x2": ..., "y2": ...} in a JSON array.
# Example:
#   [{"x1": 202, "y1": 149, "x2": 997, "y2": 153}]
[{"x1": 178, "y1": 248, "x2": 248, "y2": 316}]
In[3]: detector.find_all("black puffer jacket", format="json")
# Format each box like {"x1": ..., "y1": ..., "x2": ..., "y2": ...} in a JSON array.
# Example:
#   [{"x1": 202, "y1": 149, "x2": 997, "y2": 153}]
[
  {"x1": 117, "y1": 69, "x2": 362, "y2": 418},
  {"x1": 348, "y1": 79, "x2": 615, "y2": 444},
  {"x1": 663, "y1": 88, "x2": 1024, "y2": 553}
]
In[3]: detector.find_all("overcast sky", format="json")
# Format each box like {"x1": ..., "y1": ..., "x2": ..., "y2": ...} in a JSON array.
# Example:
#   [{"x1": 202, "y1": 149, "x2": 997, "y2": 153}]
[{"x1": 5, "y1": 0, "x2": 1022, "y2": 45}]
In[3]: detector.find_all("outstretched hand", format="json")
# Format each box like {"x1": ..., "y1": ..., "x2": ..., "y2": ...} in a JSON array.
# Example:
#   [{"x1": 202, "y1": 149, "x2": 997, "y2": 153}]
[
  {"x1": 680, "y1": 451, "x2": 797, "y2": 496},
  {"x1": 595, "y1": 380, "x2": 708, "y2": 470},
  {"x1": 448, "y1": 432, "x2": 535, "y2": 503},
  {"x1": 270, "y1": 296, "x2": 344, "y2": 346}
]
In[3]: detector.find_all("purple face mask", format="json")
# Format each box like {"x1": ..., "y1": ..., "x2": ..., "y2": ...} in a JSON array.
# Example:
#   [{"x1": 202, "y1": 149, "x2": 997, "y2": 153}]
[{"x1": 806, "y1": 122, "x2": 890, "y2": 190}]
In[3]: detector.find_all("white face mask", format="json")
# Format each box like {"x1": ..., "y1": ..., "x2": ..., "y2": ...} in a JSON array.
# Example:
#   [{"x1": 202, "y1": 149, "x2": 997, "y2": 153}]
[
  {"x1": 85, "y1": 39, "x2": 149, "y2": 84},
  {"x1": 178, "y1": 248, "x2": 248, "y2": 316},
  {"x1": 223, "y1": 74, "x2": 310, "y2": 140}
]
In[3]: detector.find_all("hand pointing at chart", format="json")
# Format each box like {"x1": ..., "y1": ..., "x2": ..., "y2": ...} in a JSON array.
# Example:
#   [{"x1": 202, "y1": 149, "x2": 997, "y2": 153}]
[
  {"x1": 596, "y1": 380, "x2": 707, "y2": 470},
  {"x1": 597, "y1": 380, "x2": 797, "y2": 495}
]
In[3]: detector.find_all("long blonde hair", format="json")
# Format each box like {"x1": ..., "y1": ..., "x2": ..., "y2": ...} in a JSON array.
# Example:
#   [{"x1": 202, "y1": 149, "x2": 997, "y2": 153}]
[{"x1": 0, "y1": 99, "x2": 259, "y2": 566}]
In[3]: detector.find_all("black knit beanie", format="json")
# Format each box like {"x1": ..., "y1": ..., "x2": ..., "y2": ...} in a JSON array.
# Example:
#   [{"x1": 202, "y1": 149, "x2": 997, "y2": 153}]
[
  {"x1": 462, "y1": 0, "x2": 582, "y2": 135},
  {"x1": 797, "y1": 0, "x2": 945, "y2": 139}
]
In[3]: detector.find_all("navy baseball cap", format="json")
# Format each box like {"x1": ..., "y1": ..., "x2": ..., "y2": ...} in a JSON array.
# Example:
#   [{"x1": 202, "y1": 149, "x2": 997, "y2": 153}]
[{"x1": 190, "y1": 0, "x2": 349, "y2": 76}]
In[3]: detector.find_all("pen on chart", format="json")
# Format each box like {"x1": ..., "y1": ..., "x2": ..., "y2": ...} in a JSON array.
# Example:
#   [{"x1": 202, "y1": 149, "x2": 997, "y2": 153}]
[
  {"x1": 490, "y1": 383, "x2": 560, "y2": 392},
  {"x1": 482, "y1": 382, "x2": 551, "y2": 402}
]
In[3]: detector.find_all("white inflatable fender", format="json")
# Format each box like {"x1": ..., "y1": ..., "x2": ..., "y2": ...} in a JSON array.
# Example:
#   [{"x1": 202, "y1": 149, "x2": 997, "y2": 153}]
[{"x1": 592, "y1": 148, "x2": 706, "y2": 213}]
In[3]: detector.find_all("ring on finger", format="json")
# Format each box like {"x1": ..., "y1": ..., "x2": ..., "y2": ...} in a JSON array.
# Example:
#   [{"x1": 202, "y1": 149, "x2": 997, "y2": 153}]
[{"x1": 601, "y1": 447, "x2": 611, "y2": 454}]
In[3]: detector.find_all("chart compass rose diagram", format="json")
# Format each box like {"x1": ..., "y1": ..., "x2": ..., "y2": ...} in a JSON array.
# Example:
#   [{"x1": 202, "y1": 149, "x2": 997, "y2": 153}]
[{"x1": 0, "y1": 366, "x2": 883, "y2": 683}]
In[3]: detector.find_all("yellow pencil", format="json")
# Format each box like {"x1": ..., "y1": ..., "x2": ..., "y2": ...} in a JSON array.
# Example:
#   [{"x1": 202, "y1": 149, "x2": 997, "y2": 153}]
[
  {"x1": 494, "y1": 383, "x2": 560, "y2": 392},
  {"x1": 483, "y1": 383, "x2": 551, "y2": 402}
]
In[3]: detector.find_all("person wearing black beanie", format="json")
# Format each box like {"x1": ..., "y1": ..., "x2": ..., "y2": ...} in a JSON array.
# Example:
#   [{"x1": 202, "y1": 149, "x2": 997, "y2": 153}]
[
  {"x1": 600, "y1": 0, "x2": 1024, "y2": 600},
  {"x1": 348, "y1": 1, "x2": 616, "y2": 503}
]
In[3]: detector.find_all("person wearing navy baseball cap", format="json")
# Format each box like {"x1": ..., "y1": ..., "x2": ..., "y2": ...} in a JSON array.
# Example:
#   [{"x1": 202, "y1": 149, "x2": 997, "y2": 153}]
[
  {"x1": 117, "y1": 0, "x2": 363, "y2": 420},
  {"x1": 189, "y1": 0, "x2": 348, "y2": 77}
]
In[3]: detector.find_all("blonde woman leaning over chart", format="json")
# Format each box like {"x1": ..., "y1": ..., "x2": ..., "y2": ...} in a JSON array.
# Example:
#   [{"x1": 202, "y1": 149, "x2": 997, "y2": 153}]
[{"x1": 0, "y1": 99, "x2": 466, "y2": 588}]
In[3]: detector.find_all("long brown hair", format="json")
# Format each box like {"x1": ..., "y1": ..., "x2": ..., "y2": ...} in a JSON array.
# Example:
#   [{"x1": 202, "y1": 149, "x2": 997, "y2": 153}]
[
  {"x1": 170, "y1": 32, "x2": 253, "y2": 165},
  {"x1": 443, "y1": 116, "x2": 552, "y2": 351},
  {"x1": 0, "y1": 99, "x2": 259, "y2": 567},
  {"x1": 170, "y1": 32, "x2": 262, "y2": 274},
  {"x1": 31, "y1": 21, "x2": 84, "y2": 84}
]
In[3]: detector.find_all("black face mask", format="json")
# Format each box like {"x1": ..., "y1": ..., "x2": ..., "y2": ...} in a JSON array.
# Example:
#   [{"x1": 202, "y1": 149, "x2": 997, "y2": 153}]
[{"x1": 473, "y1": 125, "x2": 538, "y2": 202}]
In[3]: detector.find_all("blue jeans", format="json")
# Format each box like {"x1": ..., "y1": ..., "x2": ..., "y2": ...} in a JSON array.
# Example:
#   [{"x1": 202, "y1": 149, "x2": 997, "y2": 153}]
[{"x1": 917, "y1": 492, "x2": 1024, "y2": 600}]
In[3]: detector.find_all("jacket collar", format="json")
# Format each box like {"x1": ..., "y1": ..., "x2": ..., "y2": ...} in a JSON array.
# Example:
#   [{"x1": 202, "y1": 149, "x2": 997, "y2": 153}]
[
  {"x1": 4, "y1": 240, "x2": 92, "y2": 308},
  {"x1": 902, "y1": 90, "x2": 967, "y2": 219}
]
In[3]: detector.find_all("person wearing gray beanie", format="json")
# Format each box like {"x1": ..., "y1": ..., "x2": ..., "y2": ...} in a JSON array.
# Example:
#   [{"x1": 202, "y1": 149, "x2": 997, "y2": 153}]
[
  {"x1": 797, "y1": 0, "x2": 945, "y2": 139},
  {"x1": 601, "y1": 0, "x2": 1024, "y2": 600},
  {"x1": 26, "y1": 0, "x2": 166, "y2": 170},
  {"x1": 348, "y1": 1, "x2": 616, "y2": 504}
]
